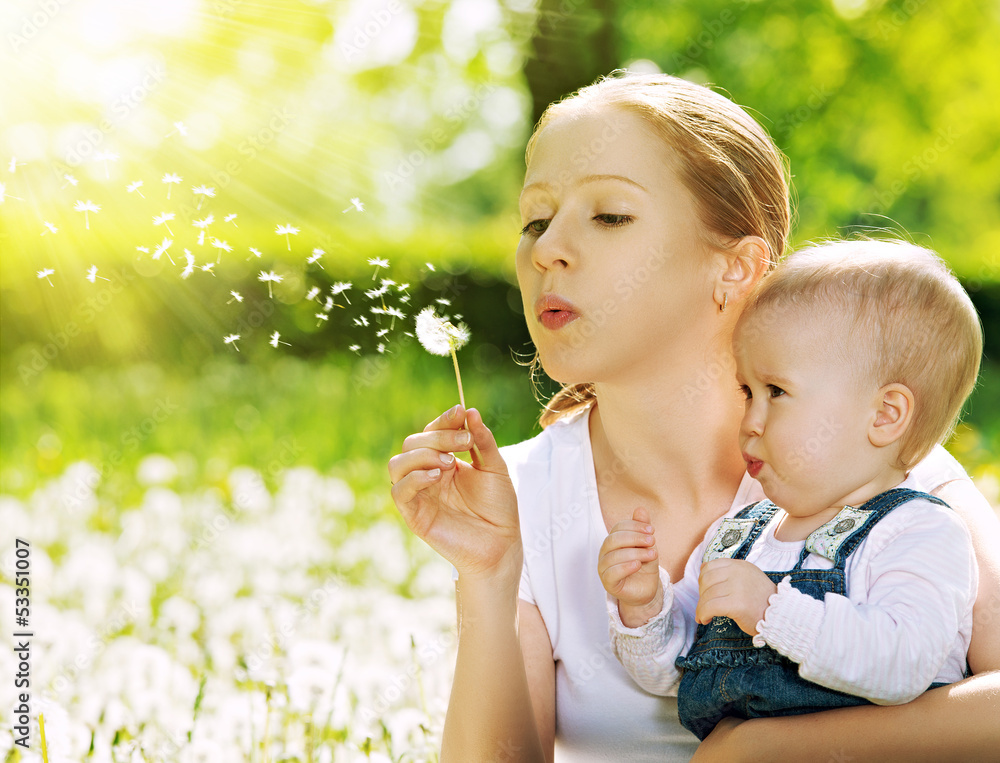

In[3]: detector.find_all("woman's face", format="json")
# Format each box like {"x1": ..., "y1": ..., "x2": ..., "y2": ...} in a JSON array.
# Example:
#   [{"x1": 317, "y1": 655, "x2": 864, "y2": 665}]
[{"x1": 516, "y1": 105, "x2": 722, "y2": 386}]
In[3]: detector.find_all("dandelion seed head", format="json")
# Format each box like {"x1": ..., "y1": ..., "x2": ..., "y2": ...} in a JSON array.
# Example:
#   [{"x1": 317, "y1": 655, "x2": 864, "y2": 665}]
[
  {"x1": 192, "y1": 214, "x2": 214, "y2": 228},
  {"x1": 348, "y1": 344, "x2": 361, "y2": 353},
  {"x1": 86, "y1": 266, "x2": 98, "y2": 283},
  {"x1": 127, "y1": 180, "x2": 144, "y2": 193},
  {"x1": 229, "y1": 291, "x2": 244, "y2": 303},
  {"x1": 192, "y1": 185, "x2": 216, "y2": 197},
  {"x1": 37, "y1": 268, "x2": 54, "y2": 279},
  {"x1": 248, "y1": 247, "x2": 262, "y2": 259},
  {"x1": 415, "y1": 307, "x2": 470, "y2": 356},
  {"x1": 64, "y1": 174, "x2": 79, "y2": 186},
  {"x1": 305, "y1": 287, "x2": 320, "y2": 300},
  {"x1": 211, "y1": 238, "x2": 232, "y2": 252},
  {"x1": 331, "y1": 281, "x2": 352, "y2": 295},
  {"x1": 275, "y1": 224, "x2": 300, "y2": 236},
  {"x1": 162, "y1": 173, "x2": 182, "y2": 184},
  {"x1": 368, "y1": 257, "x2": 389, "y2": 269}
]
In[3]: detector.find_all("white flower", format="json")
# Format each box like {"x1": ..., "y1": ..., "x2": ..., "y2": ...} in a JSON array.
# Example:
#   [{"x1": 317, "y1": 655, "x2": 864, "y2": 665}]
[{"x1": 415, "y1": 307, "x2": 469, "y2": 356}]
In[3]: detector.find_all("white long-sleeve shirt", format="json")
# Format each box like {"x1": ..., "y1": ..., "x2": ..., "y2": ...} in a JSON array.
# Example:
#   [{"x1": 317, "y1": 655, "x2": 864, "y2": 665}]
[{"x1": 608, "y1": 473, "x2": 978, "y2": 705}]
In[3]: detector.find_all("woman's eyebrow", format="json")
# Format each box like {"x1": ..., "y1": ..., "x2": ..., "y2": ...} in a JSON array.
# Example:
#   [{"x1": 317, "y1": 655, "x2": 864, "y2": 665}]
[{"x1": 521, "y1": 174, "x2": 649, "y2": 195}]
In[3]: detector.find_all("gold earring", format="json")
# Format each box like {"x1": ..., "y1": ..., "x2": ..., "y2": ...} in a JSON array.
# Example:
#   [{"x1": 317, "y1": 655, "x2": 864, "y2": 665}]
[{"x1": 720, "y1": 293, "x2": 728, "y2": 313}]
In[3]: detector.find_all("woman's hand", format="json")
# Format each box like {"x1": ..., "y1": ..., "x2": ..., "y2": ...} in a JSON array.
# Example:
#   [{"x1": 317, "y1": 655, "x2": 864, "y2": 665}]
[{"x1": 388, "y1": 405, "x2": 521, "y2": 580}]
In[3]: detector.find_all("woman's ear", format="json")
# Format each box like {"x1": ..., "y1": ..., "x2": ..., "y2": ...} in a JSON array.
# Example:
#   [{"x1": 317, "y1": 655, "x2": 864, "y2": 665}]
[
  {"x1": 715, "y1": 236, "x2": 770, "y2": 308},
  {"x1": 869, "y1": 383, "x2": 915, "y2": 448}
]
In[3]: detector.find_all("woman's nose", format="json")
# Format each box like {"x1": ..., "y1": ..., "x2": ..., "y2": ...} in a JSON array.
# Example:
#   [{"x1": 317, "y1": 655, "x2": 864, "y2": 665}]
[{"x1": 530, "y1": 215, "x2": 575, "y2": 272}]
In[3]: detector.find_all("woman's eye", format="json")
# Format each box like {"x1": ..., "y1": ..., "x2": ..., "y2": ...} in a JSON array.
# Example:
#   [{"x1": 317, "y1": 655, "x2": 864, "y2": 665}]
[
  {"x1": 594, "y1": 213, "x2": 632, "y2": 228},
  {"x1": 768, "y1": 385, "x2": 786, "y2": 398},
  {"x1": 520, "y1": 219, "x2": 550, "y2": 236}
]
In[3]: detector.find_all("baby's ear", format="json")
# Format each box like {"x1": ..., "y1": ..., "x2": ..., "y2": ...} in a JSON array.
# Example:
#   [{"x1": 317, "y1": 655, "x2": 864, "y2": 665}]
[{"x1": 868, "y1": 383, "x2": 914, "y2": 448}]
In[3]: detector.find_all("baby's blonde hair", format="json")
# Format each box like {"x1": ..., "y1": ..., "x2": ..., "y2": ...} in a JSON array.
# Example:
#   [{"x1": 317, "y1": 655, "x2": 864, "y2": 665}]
[
  {"x1": 536, "y1": 71, "x2": 791, "y2": 427},
  {"x1": 735, "y1": 239, "x2": 982, "y2": 470}
]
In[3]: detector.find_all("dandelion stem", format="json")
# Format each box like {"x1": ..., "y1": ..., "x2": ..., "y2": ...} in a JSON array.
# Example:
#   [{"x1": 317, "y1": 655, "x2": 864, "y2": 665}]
[
  {"x1": 40, "y1": 713, "x2": 50, "y2": 763},
  {"x1": 450, "y1": 346, "x2": 482, "y2": 460}
]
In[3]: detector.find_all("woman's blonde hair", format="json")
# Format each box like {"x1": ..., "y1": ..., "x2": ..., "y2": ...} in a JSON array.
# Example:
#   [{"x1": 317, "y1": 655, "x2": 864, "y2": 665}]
[
  {"x1": 531, "y1": 72, "x2": 792, "y2": 427},
  {"x1": 735, "y1": 239, "x2": 982, "y2": 470}
]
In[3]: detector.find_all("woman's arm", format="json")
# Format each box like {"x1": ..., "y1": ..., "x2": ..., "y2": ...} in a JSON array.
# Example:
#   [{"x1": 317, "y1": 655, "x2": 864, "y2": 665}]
[
  {"x1": 933, "y1": 478, "x2": 1000, "y2": 672},
  {"x1": 519, "y1": 599, "x2": 557, "y2": 762},
  {"x1": 692, "y1": 674, "x2": 1000, "y2": 763},
  {"x1": 389, "y1": 406, "x2": 547, "y2": 762}
]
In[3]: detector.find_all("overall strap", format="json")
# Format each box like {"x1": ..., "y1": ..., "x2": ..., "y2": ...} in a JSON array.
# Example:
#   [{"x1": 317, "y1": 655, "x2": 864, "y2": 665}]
[
  {"x1": 830, "y1": 487, "x2": 947, "y2": 566},
  {"x1": 702, "y1": 500, "x2": 781, "y2": 564}
]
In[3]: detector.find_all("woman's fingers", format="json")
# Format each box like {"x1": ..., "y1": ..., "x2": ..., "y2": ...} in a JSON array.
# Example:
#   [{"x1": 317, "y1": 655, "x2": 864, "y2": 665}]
[
  {"x1": 464, "y1": 408, "x2": 505, "y2": 471},
  {"x1": 390, "y1": 465, "x2": 443, "y2": 506}
]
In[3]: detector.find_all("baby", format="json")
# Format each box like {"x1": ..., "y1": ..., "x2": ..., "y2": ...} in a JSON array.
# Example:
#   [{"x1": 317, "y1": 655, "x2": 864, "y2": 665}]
[{"x1": 599, "y1": 239, "x2": 981, "y2": 739}]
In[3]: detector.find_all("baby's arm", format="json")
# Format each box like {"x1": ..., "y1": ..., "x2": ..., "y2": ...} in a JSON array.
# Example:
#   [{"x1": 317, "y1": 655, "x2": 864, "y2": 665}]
[
  {"x1": 599, "y1": 507, "x2": 706, "y2": 696},
  {"x1": 754, "y1": 501, "x2": 977, "y2": 704}
]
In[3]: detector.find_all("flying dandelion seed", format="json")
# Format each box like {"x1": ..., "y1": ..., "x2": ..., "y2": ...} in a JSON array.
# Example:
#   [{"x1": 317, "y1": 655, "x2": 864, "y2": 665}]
[
  {"x1": 8, "y1": 156, "x2": 23, "y2": 173},
  {"x1": 162, "y1": 173, "x2": 182, "y2": 199},
  {"x1": 136, "y1": 245, "x2": 150, "y2": 254},
  {"x1": 269, "y1": 331, "x2": 290, "y2": 348},
  {"x1": 247, "y1": 247, "x2": 262, "y2": 261},
  {"x1": 223, "y1": 334, "x2": 241, "y2": 351},
  {"x1": 316, "y1": 312, "x2": 329, "y2": 326},
  {"x1": 41, "y1": 222, "x2": 58, "y2": 235},
  {"x1": 397, "y1": 282, "x2": 410, "y2": 293},
  {"x1": 224, "y1": 213, "x2": 238, "y2": 226},
  {"x1": 36, "y1": 268, "x2": 55, "y2": 286},
  {"x1": 181, "y1": 250, "x2": 195, "y2": 279},
  {"x1": 192, "y1": 185, "x2": 216, "y2": 210},
  {"x1": 153, "y1": 212, "x2": 175, "y2": 235},
  {"x1": 85, "y1": 265, "x2": 110, "y2": 283},
  {"x1": 227, "y1": 290, "x2": 244, "y2": 304},
  {"x1": 167, "y1": 121, "x2": 188, "y2": 137},
  {"x1": 415, "y1": 306, "x2": 479, "y2": 457},
  {"x1": 354, "y1": 316, "x2": 369, "y2": 327},
  {"x1": 348, "y1": 344, "x2": 361, "y2": 353},
  {"x1": 435, "y1": 298, "x2": 451, "y2": 306},
  {"x1": 425, "y1": 262, "x2": 436, "y2": 272},
  {"x1": 275, "y1": 224, "x2": 300, "y2": 250},
  {"x1": 94, "y1": 150, "x2": 119, "y2": 178},
  {"x1": 197, "y1": 230, "x2": 205, "y2": 246},
  {"x1": 211, "y1": 238, "x2": 232, "y2": 262},
  {"x1": 74, "y1": 200, "x2": 100, "y2": 229},
  {"x1": 324, "y1": 296, "x2": 335, "y2": 311},
  {"x1": 61, "y1": 173, "x2": 78, "y2": 188},
  {"x1": 305, "y1": 286, "x2": 320, "y2": 301},
  {"x1": 153, "y1": 237, "x2": 175, "y2": 264},
  {"x1": 342, "y1": 197, "x2": 365, "y2": 213},
  {"x1": 331, "y1": 281, "x2": 352, "y2": 304},
  {"x1": 258, "y1": 270, "x2": 283, "y2": 298},
  {"x1": 385, "y1": 306, "x2": 405, "y2": 329},
  {"x1": 200, "y1": 262, "x2": 216, "y2": 275},
  {"x1": 307, "y1": 248, "x2": 325, "y2": 268},
  {"x1": 377, "y1": 343, "x2": 387, "y2": 353},
  {"x1": 376, "y1": 328, "x2": 389, "y2": 338},
  {"x1": 368, "y1": 257, "x2": 389, "y2": 280},
  {"x1": 126, "y1": 180, "x2": 145, "y2": 198}
]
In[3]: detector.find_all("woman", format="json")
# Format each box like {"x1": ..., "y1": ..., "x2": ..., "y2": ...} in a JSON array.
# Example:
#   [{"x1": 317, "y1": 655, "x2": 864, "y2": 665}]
[{"x1": 388, "y1": 73, "x2": 1000, "y2": 761}]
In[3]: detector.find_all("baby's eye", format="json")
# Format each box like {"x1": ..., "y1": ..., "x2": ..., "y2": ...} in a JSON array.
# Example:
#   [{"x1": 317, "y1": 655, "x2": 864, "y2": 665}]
[
  {"x1": 768, "y1": 385, "x2": 786, "y2": 398},
  {"x1": 520, "y1": 219, "x2": 550, "y2": 236},
  {"x1": 739, "y1": 385, "x2": 752, "y2": 401},
  {"x1": 594, "y1": 213, "x2": 632, "y2": 228}
]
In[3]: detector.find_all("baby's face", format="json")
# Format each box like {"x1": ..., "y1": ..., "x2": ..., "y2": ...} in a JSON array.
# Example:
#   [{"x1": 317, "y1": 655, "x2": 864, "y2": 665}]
[{"x1": 733, "y1": 308, "x2": 885, "y2": 517}]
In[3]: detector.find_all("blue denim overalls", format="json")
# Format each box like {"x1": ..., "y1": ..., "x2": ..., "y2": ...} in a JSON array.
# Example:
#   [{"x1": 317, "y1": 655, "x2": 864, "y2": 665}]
[{"x1": 676, "y1": 487, "x2": 950, "y2": 740}]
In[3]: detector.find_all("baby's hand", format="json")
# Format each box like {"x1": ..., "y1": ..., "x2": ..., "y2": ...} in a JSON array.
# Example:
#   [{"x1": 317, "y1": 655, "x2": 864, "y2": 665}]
[
  {"x1": 695, "y1": 558, "x2": 777, "y2": 636},
  {"x1": 598, "y1": 506, "x2": 662, "y2": 628}
]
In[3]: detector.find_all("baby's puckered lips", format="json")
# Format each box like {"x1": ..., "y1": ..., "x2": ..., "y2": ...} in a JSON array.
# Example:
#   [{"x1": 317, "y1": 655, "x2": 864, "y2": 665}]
[
  {"x1": 743, "y1": 453, "x2": 763, "y2": 479},
  {"x1": 535, "y1": 294, "x2": 580, "y2": 330}
]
